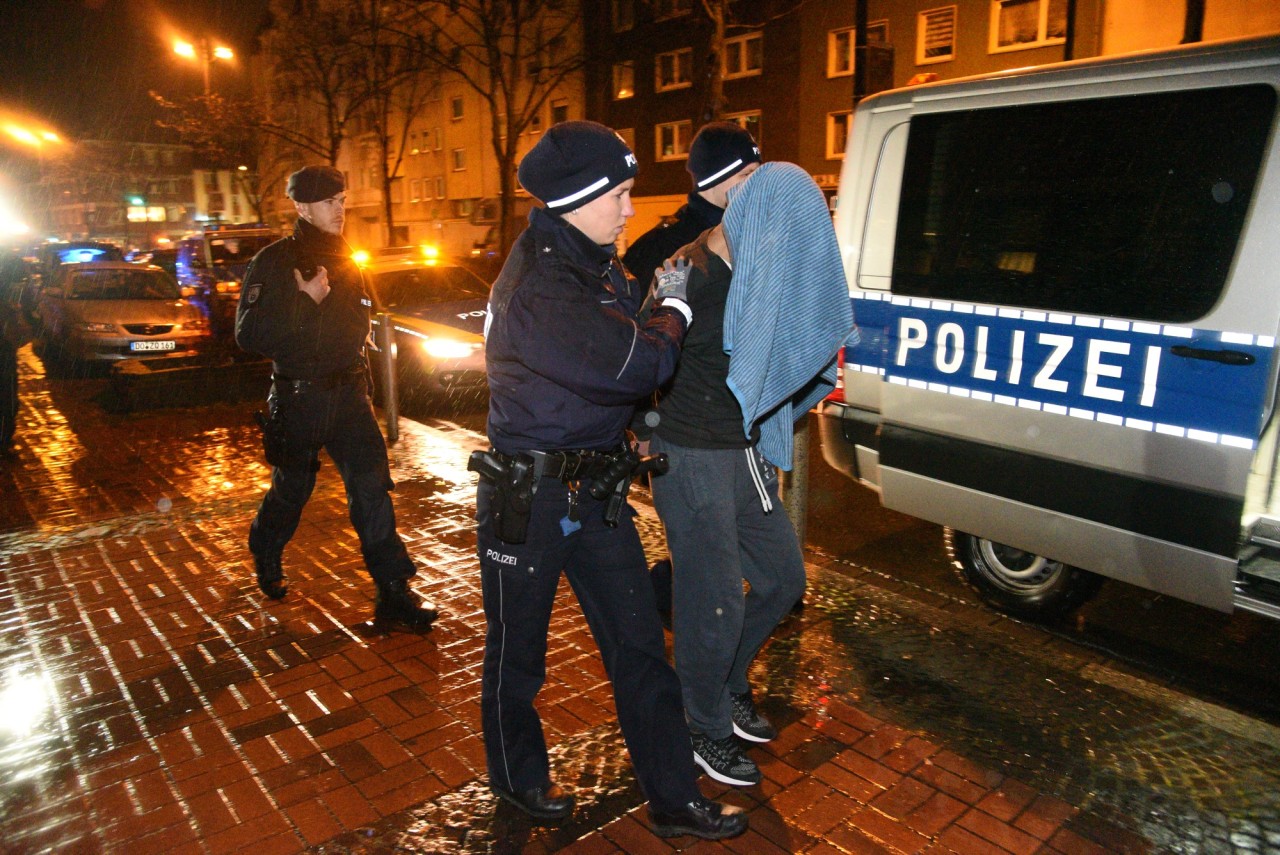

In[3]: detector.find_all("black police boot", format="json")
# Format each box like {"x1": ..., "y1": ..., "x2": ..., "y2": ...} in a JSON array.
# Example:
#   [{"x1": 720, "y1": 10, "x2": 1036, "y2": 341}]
[
  {"x1": 373, "y1": 579, "x2": 438, "y2": 632},
  {"x1": 648, "y1": 796, "x2": 748, "y2": 840},
  {"x1": 491, "y1": 782, "x2": 575, "y2": 822},
  {"x1": 253, "y1": 550, "x2": 288, "y2": 600}
]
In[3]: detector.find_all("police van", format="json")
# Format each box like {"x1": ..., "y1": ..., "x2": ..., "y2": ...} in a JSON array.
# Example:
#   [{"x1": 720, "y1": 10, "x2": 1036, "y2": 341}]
[{"x1": 818, "y1": 34, "x2": 1280, "y2": 622}]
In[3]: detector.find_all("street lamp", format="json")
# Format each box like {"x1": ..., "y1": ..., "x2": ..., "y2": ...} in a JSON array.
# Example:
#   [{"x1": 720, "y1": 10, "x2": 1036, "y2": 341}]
[{"x1": 173, "y1": 37, "x2": 234, "y2": 95}]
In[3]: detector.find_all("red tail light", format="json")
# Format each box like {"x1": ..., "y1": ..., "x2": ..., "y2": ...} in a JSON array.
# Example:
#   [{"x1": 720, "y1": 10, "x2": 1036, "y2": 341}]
[{"x1": 825, "y1": 347, "x2": 845, "y2": 403}]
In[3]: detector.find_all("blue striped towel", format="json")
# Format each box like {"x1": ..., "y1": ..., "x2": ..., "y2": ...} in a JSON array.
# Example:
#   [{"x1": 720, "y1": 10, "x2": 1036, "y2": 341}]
[{"x1": 722, "y1": 162, "x2": 855, "y2": 470}]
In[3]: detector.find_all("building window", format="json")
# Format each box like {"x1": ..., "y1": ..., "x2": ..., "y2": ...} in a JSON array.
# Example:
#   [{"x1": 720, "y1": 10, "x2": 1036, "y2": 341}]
[
  {"x1": 432, "y1": 127, "x2": 443, "y2": 150},
  {"x1": 410, "y1": 179, "x2": 422, "y2": 203},
  {"x1": 451, "y1": 148, "x2": 466, "y2": 171},
  {"x1": 724, "y1": 111, "x2": 761, "y2": 146},
  {"x1": 826, "y1": 111, "x2": 852, "y2": 159},
  {"x1": 551, "y1": 98, "x2": 569, "y2": 125},
  {"x1": 390, "y1": 178, "x2": 403, "y2": 204},
  {"x1": 613, "y1": 61, "x2": 635, "y2": 99},
  {"x1": 827, "y1": 21, "x2": 889, "y2": 78},
  {"x1": 450, "y1": 96, "x2": 465, "y2": 120},
  {"x1": 919, "y1": 7, "x2": 957, "y2": 64},
  {"x1": 653, "y1": 0, "x2": 692, "y2": 20},
  {"x1": 723, "y1": 32, "x2": 763, "y2": 80},
  {"x1": 452, "y1": 198, "x2": 475, "y2": 219},
  {"x1": 529, "y1": 113, "x2": 543, "y2": 133},
  {"x1": 990, "y1": 0, "x2": 1067, "y2": 53},
  {"x1": 434, "y1": 176, "x2": 446, "y2": 199},
  {"x1": 612, "y1": 0, "x2": 633, "y2": 31},
  {"x1": 655, "y1": 120, "x2": 692, "y2": 161},
  {"x1": 655, "y1": 48, "x2": 693, "y2": 92}
]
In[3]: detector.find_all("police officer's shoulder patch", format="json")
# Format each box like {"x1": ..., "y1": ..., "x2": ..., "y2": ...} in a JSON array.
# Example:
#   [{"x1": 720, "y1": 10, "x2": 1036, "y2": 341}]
[{"x1": 244, "y1": 283, "x2": 264, "y2": 306}]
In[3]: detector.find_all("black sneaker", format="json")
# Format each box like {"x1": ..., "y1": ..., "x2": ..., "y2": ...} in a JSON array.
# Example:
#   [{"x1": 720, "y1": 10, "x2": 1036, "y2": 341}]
[
  {"x1": 730, "y1": 691, "x2": 777, "y2": 743},
  {"x1": 691, "y1": 731, "x2": 761, "y2": 786}
]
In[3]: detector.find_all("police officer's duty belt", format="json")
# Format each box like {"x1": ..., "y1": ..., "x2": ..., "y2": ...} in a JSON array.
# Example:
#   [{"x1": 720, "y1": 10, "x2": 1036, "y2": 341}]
[
  {"x1": 495, "y1": 449, "x2": 613, "y2": 482},
  {"x1": 273, "y1": 363, "x2": 365, "y2": 393}
]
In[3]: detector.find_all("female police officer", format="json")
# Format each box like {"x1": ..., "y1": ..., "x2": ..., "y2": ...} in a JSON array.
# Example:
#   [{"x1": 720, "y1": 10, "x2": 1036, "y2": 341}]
[{"x1": 475, "y1": 121, "x2": 746, "y2": 841}]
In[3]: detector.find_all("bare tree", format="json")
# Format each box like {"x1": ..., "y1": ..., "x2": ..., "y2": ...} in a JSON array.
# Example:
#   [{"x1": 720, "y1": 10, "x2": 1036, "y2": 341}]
[
  {"x1": 405, "y1": 0, "x2": 586, "y2": 254},
  {"x1": 350, "y1": 2, "x2": 439, "y2": 245},
  {"x1": 258, "y1": 0, "x2": 373, "y2": 165}
]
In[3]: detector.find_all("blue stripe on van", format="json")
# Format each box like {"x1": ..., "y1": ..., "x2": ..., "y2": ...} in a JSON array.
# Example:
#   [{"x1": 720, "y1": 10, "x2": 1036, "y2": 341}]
[{"x1": 845, "y1": 293, "x2": 1273, "y2": 447}]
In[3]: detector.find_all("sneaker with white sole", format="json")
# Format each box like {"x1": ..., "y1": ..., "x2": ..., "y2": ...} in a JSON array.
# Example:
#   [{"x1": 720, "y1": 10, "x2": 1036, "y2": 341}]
[
  {"x1": 730, "y1": 691, "x2": 777, "y2": 743},
  {"x1": 691, "y1": 731, "x2": 762, "y2": 786}
]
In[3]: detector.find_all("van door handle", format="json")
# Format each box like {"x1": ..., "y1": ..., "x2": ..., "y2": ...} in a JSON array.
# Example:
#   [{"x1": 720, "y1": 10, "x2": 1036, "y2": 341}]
[{"x1": 1170, "y1": 345, "x2": 1256, "y2": 366}]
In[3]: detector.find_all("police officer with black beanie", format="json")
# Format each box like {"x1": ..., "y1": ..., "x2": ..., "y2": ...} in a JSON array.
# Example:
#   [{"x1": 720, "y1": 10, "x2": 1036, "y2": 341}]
[
  {"x1": 478, "y1": 121, "x2": 746, "y2": 841},
  {"x1": 235, "y1": 165, "x2": 437, "y2": 632}
]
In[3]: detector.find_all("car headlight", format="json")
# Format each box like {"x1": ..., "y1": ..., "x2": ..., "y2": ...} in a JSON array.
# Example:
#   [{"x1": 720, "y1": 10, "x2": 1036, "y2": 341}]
[
  {"x1": 422, "y1": 338, "x2": 478, "y2": 360},
  {"x1": 80, "y1": 322, "x2": 116, "y2": 333}
]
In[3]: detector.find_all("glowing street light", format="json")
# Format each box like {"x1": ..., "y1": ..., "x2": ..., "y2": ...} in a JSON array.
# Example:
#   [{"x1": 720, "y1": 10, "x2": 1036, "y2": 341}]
[{"x1": 173, "y1": 37, "x2": 235, "y2": 95}]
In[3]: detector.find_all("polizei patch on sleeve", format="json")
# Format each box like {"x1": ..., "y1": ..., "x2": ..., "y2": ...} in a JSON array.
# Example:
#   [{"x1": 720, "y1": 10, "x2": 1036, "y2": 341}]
[{"x1": 244, "y1": 283, "x2": 263, "y2": 305}]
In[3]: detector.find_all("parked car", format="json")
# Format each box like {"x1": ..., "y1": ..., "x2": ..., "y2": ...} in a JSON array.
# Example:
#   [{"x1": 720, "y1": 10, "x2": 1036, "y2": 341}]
[
  {"x1": 361, "y1": 246, "x2": 488, "y2": 401},
  {"x1": 35, "y1": 262, "x2": 210, "y2": 373},
  {"x1": 22, "y1": 241, "x2": 125, "y2": 322},
  {"x1": 175, "y1": 224, "x2": 279, "y2": 340}
]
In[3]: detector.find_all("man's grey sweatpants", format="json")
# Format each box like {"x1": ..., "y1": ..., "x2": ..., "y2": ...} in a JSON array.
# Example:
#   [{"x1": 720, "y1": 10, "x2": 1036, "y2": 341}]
[{"x1": 650, "y1": 435, "x2": 807, "y2": 740}]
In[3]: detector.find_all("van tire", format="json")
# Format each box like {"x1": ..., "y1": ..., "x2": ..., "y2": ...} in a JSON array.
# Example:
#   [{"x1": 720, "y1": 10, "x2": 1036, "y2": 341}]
[{"x1": 947, "y1": 530, "x2": 1103, "y2": 622}]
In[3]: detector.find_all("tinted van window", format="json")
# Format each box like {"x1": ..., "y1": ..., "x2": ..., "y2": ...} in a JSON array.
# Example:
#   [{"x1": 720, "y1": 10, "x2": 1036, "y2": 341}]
[{"x1": 892, "y1": 85, "x2": 1276, "y2": 322}]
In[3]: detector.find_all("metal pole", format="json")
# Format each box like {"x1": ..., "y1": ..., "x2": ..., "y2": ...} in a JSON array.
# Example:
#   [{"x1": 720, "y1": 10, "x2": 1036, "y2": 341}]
[
  {"x1": 376, "y1": 313, "x2": 399, "y2": 441},
  {"x1": 782, "y1": 415, "x2": 810, "y2": 548}
]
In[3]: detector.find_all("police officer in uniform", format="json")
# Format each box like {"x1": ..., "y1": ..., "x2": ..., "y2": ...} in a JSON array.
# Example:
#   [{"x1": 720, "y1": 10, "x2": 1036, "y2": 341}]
[
  {"x1": 474, "y1": 121, "x2": 746, "y2": 841},
  {"x1": 235, "y1": 165, "x2": 437, "y2": 632}
]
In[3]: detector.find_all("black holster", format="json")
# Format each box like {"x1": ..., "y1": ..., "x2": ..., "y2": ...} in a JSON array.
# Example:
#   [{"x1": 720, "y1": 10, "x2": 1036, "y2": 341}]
[
  {"x1": 256, "y1": 395, "x2": 320, "y2": 473},
  {"x1": 469, "y1": 449, "x2": 536, "y2": 544},
  {"x1": 588, "y1": 447, "x2": 669, "y2": 527}
]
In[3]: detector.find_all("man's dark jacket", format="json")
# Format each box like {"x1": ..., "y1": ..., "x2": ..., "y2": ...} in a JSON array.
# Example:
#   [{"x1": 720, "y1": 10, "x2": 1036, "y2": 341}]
[
  {"x1": 235, "y1": 218, "x2": 373, "y2": 380},
  {"x1": 622, "y1": 192, "x2": 724, "y2": 290}
]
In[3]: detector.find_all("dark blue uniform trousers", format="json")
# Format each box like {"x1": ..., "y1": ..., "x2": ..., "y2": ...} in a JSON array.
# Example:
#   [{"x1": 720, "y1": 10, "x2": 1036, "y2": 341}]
[
  {"x1": 476, "y1": 478, "x2": 701, "y2": 813},
  {"x1": 249, "y1": 378, "x2": 415, "y2": 584}
]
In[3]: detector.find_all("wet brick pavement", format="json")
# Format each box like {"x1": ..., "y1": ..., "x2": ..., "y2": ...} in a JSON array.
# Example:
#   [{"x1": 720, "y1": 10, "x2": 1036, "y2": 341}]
[{"x1": 2, "y1": 346, "x2": 1278, "y2": 854}]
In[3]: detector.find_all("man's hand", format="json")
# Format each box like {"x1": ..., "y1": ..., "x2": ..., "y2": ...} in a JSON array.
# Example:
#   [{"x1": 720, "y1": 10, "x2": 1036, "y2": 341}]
[
  {"x1": 652, "y1": 257, "x2": 690, "y2": 304},
  {"x1": 294, "y1": 266, "x2": 331, "y2": 304}
]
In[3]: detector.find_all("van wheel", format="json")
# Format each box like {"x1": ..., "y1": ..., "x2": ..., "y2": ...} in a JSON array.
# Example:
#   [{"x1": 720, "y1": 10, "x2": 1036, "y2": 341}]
[{"x1": 946, "y1": 530, "x2": 1102, "y2": 622}]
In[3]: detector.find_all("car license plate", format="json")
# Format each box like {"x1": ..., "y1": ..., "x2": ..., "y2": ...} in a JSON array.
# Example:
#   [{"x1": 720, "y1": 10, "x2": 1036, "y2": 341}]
[{"x1": 130, "y1": 340, "x2": 176, "y2": 352}]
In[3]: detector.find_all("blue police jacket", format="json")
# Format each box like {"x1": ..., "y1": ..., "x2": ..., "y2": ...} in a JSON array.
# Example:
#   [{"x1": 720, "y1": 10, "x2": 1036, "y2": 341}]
[{"x1": 485, "y1": 207, "x2": 688, "y2": 454}]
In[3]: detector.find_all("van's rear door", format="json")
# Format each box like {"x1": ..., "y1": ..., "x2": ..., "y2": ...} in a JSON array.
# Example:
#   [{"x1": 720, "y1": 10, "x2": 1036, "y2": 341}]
[{"x1": 857, "y1": 47, "x2": 1280, "y2": 612}]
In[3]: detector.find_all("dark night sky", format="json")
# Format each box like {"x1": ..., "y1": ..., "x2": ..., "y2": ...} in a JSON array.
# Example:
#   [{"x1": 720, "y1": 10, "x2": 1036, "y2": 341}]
[{"x1": 0, "y1": 0, "x2": 271, "y2": 142}]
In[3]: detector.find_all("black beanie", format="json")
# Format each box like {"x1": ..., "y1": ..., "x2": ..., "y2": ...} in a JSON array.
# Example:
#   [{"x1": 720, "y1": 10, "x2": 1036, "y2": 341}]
[
  {"x1": 687, "y1": 122, "x2": 762, "y2": 190},
  {"x1": 518, "y1": 121, "x2": 638, "y2": 212},
  {"x1": 287, "y1": 165, "x2": 345, "y2": 203}
]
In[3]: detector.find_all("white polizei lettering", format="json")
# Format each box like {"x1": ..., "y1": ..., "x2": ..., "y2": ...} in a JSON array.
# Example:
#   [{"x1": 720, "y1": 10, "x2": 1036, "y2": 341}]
[
  {"x1": 1083, "y1": 340, "x2": 1130, "y2": 402},
  {"x1": 935, "y1": 323, "x2": 964, "y2": 373},
  {"x1": 485, "y1": 548, "x2": 519, "y2": 566},
  {"x1": 895, "y1": 317, "x2": 929, "y2": 365},
  {"x1": 1007, "y1": 330, "x2": 1025, "y2": 385},
  {"x1": 1140, "y1": 345, "x2": 1161, "y2": 407},
  {"x1": 973, "y1": 326, "x2": 998, "y2": 381},
  {"x1": 1032, "y1": 333, "x2": 1073, "y2": 394}
]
